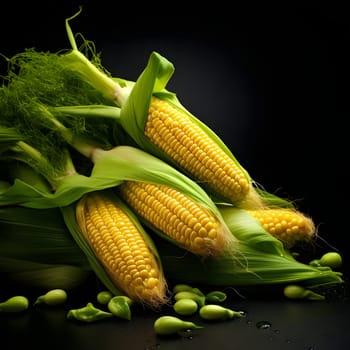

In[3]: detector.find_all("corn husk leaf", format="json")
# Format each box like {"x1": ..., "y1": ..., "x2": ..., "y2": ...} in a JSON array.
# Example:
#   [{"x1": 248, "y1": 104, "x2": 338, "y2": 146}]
[
  {"x1": 0, "y1": 205, "x2": 88, "y2": 266},
  {"x1": 0, "y1": 205, "x2": 90, "y2": 289},
  {"x1": 60, "y1": 189, "x2": 165, "y2": 297},
  {"x1": 0, "y1": 171, "x2": 121, "y2": 209},
  {"x1": 0, "y1": 258, "x2": 90, "y2": 290},
  {"x1": 157, "y1": 206, "x2": 343, "y2": 289}
]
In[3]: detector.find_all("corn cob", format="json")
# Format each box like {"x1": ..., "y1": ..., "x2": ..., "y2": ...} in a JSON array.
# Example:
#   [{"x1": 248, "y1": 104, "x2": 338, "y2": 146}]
[
  {"x1": 75, "y1": 191, "x2": 167, "y2": 307},
  {"x1": 117, "y1": 180, "x2": 236, "y2": 256},
  {"x1": 143, "y1": 97, "x2": 263, "y2": 207},
  {"x1": 246, "y1": 208, "x2": 316, "y2": 248}
]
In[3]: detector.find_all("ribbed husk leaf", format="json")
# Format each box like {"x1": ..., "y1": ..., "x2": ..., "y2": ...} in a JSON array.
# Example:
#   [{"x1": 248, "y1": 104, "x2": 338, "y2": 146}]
[
  {"x1": 0, "y1": 206, "x2": 88, "y2": 266},
  {"x1": 157, "y1": 206, "x2": 343, "y2": 289},
  {"x1": 0, "y1": 172, "x2": 122, "y2": 209},
  {"x1": 0, "y1": 205, "x2": 90, "y2": 289},
  {"x1": 0, "y1": 258, "x2": 90, "y2": 290},
  {"x1": 60, "y1": 189, "x2": 166, "y2": 297}
]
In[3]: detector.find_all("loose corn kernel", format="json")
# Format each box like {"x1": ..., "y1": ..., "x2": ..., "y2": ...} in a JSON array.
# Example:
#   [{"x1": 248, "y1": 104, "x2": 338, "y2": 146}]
[
  {"x1": 144, "y1": 97, "x2": 251, "y2": 204},
  {"x1": 76, "y1": 191, "x2": 167, "y2": 308},
  {"x1": 117, "y1": 181, "x2": 235, "y2": 256},
  {"x1": 246, "y1": 208, "x2": 316, "y2": 248}
]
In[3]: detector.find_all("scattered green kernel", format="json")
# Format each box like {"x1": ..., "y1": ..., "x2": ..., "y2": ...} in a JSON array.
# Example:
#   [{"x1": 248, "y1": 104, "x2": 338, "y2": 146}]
[
  {"x1": 0, "y1": 296, "x2": 29, "y2": 313},
  {"x1": 199, "y1": 304, "x2": 242, "y2": 320},
  {"x1": 34, "y1": 289, "x2": 67, "y2": 306},
  {"x1": 174, "y1": 291, "x2": 205, "y2": 307},
  {"x1": 319, "y1": 252, "x2": 342, "y2": 269},
  {"x1": 173, "y1": 298, "x2": 198, "y2": 316},
  {"x1": 97, "y1": 290, "x2": 113, "y2": 305},
  {"x1": 283, "y1": 285, "x2": 325, "y2": 301},
  {"x1": 154, "y1": 315, "x2": 203, "y2": 335},
  {"x1": 173, "y1": 284, "x2": 204, "y2": 296}
]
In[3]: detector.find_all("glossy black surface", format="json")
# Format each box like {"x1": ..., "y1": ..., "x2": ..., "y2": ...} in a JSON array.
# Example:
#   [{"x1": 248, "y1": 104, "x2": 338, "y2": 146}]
[
  {"x1": 1, "y1": 279, "x2": 350, "y2": 350},
  {"x1": 1, "y1": 2, "x2": 350, "y2": 349}
]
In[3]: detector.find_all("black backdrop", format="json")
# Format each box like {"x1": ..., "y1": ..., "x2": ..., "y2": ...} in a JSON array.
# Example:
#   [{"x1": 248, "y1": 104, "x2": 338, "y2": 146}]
[{"x1": 1, "y1": 2, "x2": 349, "y2": 256}]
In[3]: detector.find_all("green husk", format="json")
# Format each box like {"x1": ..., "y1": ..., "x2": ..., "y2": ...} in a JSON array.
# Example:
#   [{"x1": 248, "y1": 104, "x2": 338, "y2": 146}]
[
  {"x1": 0, "y1": 205, "x2": 90, "y2": 289},
  {"x1": 0, "y1": 258, "x2": 90, "y2": 290},
  {"x1": 157, "y1": 206, "x2": 343, "y2": 289},
  {"x1": 0, "y1": 205, "x2": 88, "y2": 266},
  {"x1": 0, "y1": 163, "x2": 123, "y2": 208},
  {"x1": 0, "y1": 125, "x2": 76, "y2": 192},
  {"x1": 5, "y1": 161, "x2": 52, "y2": 193}
]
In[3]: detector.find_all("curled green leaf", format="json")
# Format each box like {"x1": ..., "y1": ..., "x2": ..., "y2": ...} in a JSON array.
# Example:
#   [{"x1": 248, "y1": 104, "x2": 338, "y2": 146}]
[
  {"x1": 107, "y1": 296, "x2": 133, "y2": 320},
  {"x1": 205, "y1": 291, "x2": 227, "y2": 303},
  {"x1": 67, "y1": 302, "x2": 113, "y2": 322}
]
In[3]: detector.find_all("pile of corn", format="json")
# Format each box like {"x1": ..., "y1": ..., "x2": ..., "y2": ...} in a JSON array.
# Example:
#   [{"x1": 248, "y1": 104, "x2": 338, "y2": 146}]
[{"x1": 0, "y1": 8, "x2": 344, "y2": 310}]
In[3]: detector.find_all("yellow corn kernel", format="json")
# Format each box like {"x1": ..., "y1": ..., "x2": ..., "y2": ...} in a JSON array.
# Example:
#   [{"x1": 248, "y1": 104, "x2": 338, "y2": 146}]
[
  {"x1": 117, "y1": 181, "x2": 236, "y2": 256},
  {"x1": 246, "y1": 208, "x2": 316, "y2": 248},
  {"x1": 76, "y1": 191, "x2": 167, "y2": 307},
  {"x1": 144, "y1": 97, "x2": 252, "y2": 204}
]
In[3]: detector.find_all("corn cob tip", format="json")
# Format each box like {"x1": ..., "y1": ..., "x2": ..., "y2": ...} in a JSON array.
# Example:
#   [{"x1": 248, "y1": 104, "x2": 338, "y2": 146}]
[
  {"x1": 76, "y1": 191, "x2": 168, "y2": 308},
  {"x1": 236, "y1": 186, "x2": 266, "y2": 210},
  {"x1": 246, "y1": 208, "x2": 316, "y2": 249}
]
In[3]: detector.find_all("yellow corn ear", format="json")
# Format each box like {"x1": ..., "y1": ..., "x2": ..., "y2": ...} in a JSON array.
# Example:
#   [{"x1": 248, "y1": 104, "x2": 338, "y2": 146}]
[
  {"x1": 246, "y1": 208, "x2": 316, "y2": 248},
  {"x1": 117, "y1": 181, "x2": 237, "y2": 256},
  {"x1": 144, "y1": 97, "x2": 261, "y2": 207},
  {"x1": 75, "y1": 191, "x2": 168, "y2": 307}
]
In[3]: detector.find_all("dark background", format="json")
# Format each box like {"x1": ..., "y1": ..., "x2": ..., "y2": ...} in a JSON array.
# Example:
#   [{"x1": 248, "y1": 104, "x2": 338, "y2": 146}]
[{"x1": 1, "y1": 2, "x2": 350, "y2": 349}]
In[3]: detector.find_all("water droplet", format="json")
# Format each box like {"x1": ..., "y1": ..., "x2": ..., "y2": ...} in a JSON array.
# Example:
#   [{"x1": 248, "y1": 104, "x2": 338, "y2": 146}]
[
  {"x1": 274, "y1": 329, "x2": 280, "y2": 335},
  {"x1": 246, "y1": 319, "x2": 253, "y2": 326},
  {"x1": 238, "y1": 310, "x2": 247, "y2": 317},
  {"x1": 144, "y1": 345, "x2": 161, "y2": 350},
  {"x1": 256, "y1": 321, "x2": 272, "y2": 330},
  {"x1": 285, "y1": 338, "x2": 292, "y2": 344},
  {"x1": 308, "y1": 347, "x2": 314, "y2": 350}
]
